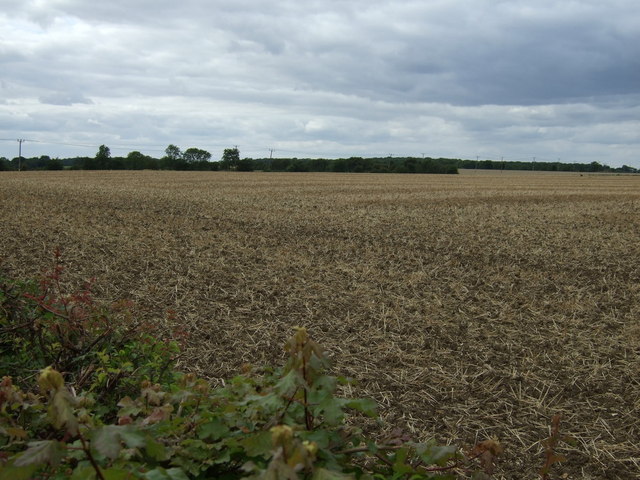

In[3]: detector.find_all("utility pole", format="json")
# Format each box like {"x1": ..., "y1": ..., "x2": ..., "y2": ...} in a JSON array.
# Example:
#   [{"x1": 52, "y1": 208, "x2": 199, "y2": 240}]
[
  {"x1": 532, "y1": 156, "x2": 536, "y2": 171},
  {"x1": 269, "y1": 148, "x2": 274, "y2": 160},
  {"x1": 476, "y1": 155, "x2": 479, "y2": 169},
  {"x1": 17, "y1": 139, "x2": 25, "y2": 171}
]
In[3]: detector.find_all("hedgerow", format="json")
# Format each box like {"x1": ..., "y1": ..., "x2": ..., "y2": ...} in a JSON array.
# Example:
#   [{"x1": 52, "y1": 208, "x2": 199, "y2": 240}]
[{"x1": 0, "y1": 259, "x2": 507, "y2": 479}]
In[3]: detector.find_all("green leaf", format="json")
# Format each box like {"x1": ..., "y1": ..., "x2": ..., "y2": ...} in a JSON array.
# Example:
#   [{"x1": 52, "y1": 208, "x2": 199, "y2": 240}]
[
  {"x1": 117, "y1": 396, "x2": 143, "y2": 417},
  {"x1": 274, "y1": 369, "x2": 300, "y2": 396},
  {"x1": 119, "y1": 428, "x2": 146, "y2": 449},
  {"x1": 344, "y1": 398, "x2": 377, "y2": 417},
  {"x1": 144, "y1": 467, "x2": 189, "y2": 480},
  {"x1": 49, "y1": 389, "x2": 79, "y2": 435},
  {"x1": 103, "y1": 467, "x2": 134, "y2": 480},
  {"x1": 239, "y1": 431, "x2": 273, "y2": 458},
  {"x1": 14, "y1": 440, "x2": 65, "y2": 467},
  {"x1": 300, "y1": 429, "x2": 332, "y2": 449},
  {"x1": 165, "y1": 468, "x2": 190, "y2": 480},
  {"x1": 144, "y1": 436, "x2": 168, "y2": 461},
  {"x1": 92, "y1": 425, "x2": 124, "y2": 459},
  {"x1": 395, "y1": 447, "x2": 408, "y2": 464},
  {"x1": 198, "y1": 418, "x2": 229, "y2": 441},
  {"x1": 0, "y1": 460, "x2": 40, "y2": 480},
  {"x1": 415, "y1": 441, "x2": 458, "y2": 466},
  {"x1": 366, "y1": 440, "x2": 378, "y2": 454},
  {"x1": 91, "y1": 424, "x2": 146, "y2": 460},
  {"x1": 311, "y1": 467, "x2": 356, "y2": 480},
  {"x1": 70, "y1": 466, "x2": 97, "y2": 480},
  {"x1": 254, "y1": 391, "x2": 285, "y2": 412},
  {"x1": 318, "y1": 397, "x2": 345, "y2": 426}
]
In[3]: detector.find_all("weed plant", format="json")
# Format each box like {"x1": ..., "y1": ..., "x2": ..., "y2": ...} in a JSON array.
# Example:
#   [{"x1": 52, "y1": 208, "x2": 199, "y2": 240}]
[{"x1": 0, "y1": 264, "x2": 503, "y2": 479}]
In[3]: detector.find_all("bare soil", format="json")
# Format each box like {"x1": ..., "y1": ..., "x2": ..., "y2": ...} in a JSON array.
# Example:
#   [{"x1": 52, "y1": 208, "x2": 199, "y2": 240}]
[{"x1": 1, "y1": 170, "x2": 639, "y2": 479}]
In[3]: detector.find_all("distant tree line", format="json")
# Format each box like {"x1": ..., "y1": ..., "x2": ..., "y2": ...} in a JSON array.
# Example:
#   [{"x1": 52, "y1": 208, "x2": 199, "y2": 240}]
[
  {"x1": 458, "y1": 158, "x2": 638, "y2": 173},
  {"x1": 1, "y1": 145, "x2": 637, "y2": 174}
]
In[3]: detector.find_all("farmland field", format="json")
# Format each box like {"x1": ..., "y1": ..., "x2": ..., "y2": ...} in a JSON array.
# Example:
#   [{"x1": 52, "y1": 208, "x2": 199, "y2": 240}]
[{"x1": 1, "y1": 170, "x2": 639, "y2": 479}]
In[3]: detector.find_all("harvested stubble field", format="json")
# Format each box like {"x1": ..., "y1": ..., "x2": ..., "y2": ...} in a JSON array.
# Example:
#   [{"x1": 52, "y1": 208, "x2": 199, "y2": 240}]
[{"x1": 1, "y1": 170, "x2": 639, "y2": 479}]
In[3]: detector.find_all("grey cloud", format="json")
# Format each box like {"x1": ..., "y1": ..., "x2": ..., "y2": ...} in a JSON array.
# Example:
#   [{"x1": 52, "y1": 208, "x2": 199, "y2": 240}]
[
  {"x1": 0, "y1": 1, "x2": 639, "y2": 166},
  {"x1": 39, "y1": 92, "x2": 92, "y2": 106}
]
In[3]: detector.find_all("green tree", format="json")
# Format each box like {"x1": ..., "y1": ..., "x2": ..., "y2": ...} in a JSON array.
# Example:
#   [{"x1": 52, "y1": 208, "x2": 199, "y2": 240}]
[
  {"x1": 95, "y1": 145, "x2": 111, "y2": 170},
  {"x1": 126, "y1": 151, "x2": 147, "y2": 170},
  {"x1": 271, "y1": 158, "x2": 290, "y2": 171},
  {"x1": 236, "y1": 158, "x2": 254, "y2": 171},
  {"x1": 45, "y1": 158, "x2": 64, "y2": 170},
  {"x1": 183, "y1": 147, "x2": 212, "y2": 165},
  {"x1": 0, "y1": 156, "x2": 12, "y2": 171},
  {"x1": 221, "y1": 147, "x2": 240, "y2": 170},
  {"x1": 287, "y1": 159, "x2": 309, "y2": 172},
  {"x1": 309, "y1": 158, "x2": 329, "y2": 172},
  {"x1": 162, "y1": 144, "x2": 184, "y2": 170}
]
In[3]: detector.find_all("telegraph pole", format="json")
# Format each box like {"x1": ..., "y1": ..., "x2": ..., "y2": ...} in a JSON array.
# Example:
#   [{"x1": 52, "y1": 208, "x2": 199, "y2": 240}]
[{"x1": 17, "y1": 139, "x2": 25, "y2": 171}]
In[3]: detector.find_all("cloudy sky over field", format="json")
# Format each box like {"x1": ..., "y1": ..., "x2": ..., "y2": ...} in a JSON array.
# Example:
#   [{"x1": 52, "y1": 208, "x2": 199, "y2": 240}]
[{"x1": 1, "y1": 0, "x2": 639, "y2": 166}]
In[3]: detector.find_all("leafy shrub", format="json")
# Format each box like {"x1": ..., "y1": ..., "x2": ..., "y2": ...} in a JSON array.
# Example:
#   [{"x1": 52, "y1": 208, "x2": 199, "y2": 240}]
[
  {"x1": 0, "y1": 250, "x2": 178, "y2": 409},
  {"x1": 0, "y1": 260, "x2": 501, "y2": 479}
]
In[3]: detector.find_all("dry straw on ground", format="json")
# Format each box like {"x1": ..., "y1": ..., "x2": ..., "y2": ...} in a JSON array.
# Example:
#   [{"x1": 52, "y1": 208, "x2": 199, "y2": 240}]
[{"x1": 1, "y1": 170, "x2": 639, "y2": 479}]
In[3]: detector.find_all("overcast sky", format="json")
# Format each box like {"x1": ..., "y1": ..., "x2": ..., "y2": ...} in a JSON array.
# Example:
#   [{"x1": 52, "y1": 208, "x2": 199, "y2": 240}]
[{"x1": 1, "y1": 0, "x2": 639, "y2": 166}]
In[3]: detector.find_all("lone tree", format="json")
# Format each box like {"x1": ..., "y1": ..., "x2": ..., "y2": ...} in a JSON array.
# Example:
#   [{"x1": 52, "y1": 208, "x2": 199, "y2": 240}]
[
  {"x1": 95, "y1": 145, "x2": 111, "y2": 169},
  {"x1": 221, "y1": 147, "x2": 240, "y2": 170}
]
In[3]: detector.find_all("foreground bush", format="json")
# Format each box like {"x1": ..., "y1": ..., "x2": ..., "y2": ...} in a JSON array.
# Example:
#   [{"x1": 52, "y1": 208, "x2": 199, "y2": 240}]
[
  {"x1": 0, "y1": 262, "x2": 501, "y2": 479},
  {"x1": 0, "y1": 250, "x2": 178, "y2": 409}
]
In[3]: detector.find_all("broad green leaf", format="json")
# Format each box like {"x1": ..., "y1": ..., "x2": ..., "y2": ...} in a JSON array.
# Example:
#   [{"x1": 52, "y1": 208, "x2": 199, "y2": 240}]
[
  {"x1": 49, "y1": 388, "x2": 79, "y2": 435},
  {"x1": 415, "y1": 441, "x2": 458, "y2": 466},
  {"x1": 117, "y1": 396, "x2": 143, "y2": 417},
  {"x1": 198, "y1": 418, "x2": 229, "y2": 440},
  {"x1": 311, "y1": 467, "x2": 356, "y2": 480},
  {"x1": 144, "y1": 436, "x2": 168, "y2": 461},
  {"x1": 165, "y1": 468, "x2": 190, "y2": 480},
  {"x1": 119, "y1": 428, "x2": 146, "y2": 449},
  {"x1": 103, "y1": 467, "x2": 134, "y2": 480},
  {"x1": 239, "y1": 431, "x2": 273, "y2": 458},
  {"x1": 275, "y1": 369, "x2": 301, "y2": 396},
  {"x1": 211, "y1": 448, "x2": 232, "y2": 465},
  {"x1": 178, "y1": 438, "x2": 215, "y2": 462},
  {"x1": 311, "y1": 374, "x2": 337, "y2": 395},
  {"x1": 144, "y1": 467, "x2": 189, "y2": 480},
  {"x1": 344, "y1": 398, "x2": 377, "y2": 417},
  {"x1": 92, "y1": 425, "x2": 124, "y2": 459},
  {"x1": 318, "y1": 397, "x2": 345, "y2": 426},
  {"x1": 0, "y1": 460, "x2": 40, "y2": 480},
  {"x1": 14, "y1": 440, "x2": 65, "y2": 467},
  {"x1": 308, "y1": 352, "x2": 328, "y2": 375},
  {"x1": 393, "y1": 446, "x2": 409, "y2": 467},
  {"x1": 70, "y1": 466, "x2": 97, "y2": 480},
  {"x1": 300, "y1": 429, "x2": 332, "y2": 449},
  {"x1": 366, "y1": 440, "x2": 378, "y2": 454},
  {"x1": 254, "y1": 392, "x2": 285, "y2": 412}
]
